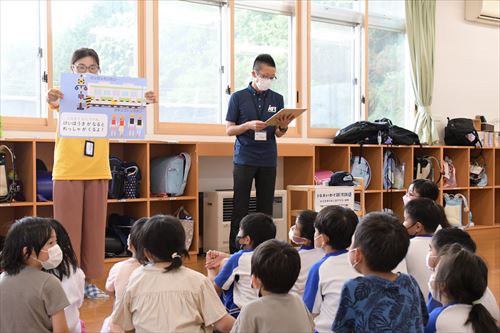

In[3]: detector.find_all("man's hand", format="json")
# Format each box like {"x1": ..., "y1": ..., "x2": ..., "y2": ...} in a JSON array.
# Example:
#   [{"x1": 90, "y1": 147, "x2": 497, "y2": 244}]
[
  {"x1": 275, "y1": 114, "x2": 294, "y2": 129},
  {"x1": 205, "y1": 250, "x2": 229, "y2": 270},
  {"x1": 46, "y1": 88, "x2": 64, "y2": 108},
  {"x1": 145, "y1": 90, "x2": 157, "y2": 104},
  {"x1": 246, "y1": 120, "x2": 268, "y2": 132}
]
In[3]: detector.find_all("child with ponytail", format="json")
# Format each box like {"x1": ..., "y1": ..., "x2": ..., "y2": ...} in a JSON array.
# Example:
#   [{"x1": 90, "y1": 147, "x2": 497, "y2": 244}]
[
  {"x1": 112, "y1": 215, "x2": 235, "y2": 333},
  {"x1": 425, "y1": 243, "x2": 498, "y2": 333}
]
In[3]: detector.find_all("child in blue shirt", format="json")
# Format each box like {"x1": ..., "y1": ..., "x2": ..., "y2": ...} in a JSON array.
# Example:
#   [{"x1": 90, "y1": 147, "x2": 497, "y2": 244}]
[
  {"x1": 207, "y1": 213, "x2": 276, "y2": 317},
  {"x1": 332, "y1": 212, "x2": 428, "y2": 333}
]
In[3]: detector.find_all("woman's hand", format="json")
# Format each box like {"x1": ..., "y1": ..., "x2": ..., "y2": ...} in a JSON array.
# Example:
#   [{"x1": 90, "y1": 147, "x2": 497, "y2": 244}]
[
  {"x1": 145, "y1": 90, "x2": 157, "y2": 104},
  {"x1": 46, "y1": 88, "x2": 64, "y2": 108}
]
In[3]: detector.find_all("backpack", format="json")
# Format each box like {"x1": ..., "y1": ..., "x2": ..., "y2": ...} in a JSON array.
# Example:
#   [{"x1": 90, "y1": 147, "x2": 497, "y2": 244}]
[
  {"x1": 443, "y1": 193, "x2": 473, "y2": 228},
  {"x1": 108, "y1": 157, "x2": 142, "y2": 199},
  {"x1": 383, "y1": 150, "x2": 405, "y2": 189},
  {"x1": 377, "y1": 118, "x2": 420, "y2": 145},
  {"x1": 0, "y1": 145, "x2": 20, "y2": 202},
  {"x1": 469, "y1": 155, "x2": 487, "y2": 187},
  {"x1": 123, "y1": 162, "x2": 141, "y2": 198},
  {"x1": 334, "y1": 120, "x2": 390, "y2": 144},
  {"x1": 414, "y1": 156, "x2": 441, "y2": 183},
  {"x1": 350, "y1": 155, "x2": 371, "y2": 189},
  {"x1": 150, "y1": 153, "x2": 191, "y2": 197},
  {"x1": 443, "y1": 156, "x2": 457, "y2": 188},
  {"x1": 444, "y1": 118, "x2": 480, "y2": 146},
  {"x1": 36, "y1": 159, "x2": 53, "y2": 201}
]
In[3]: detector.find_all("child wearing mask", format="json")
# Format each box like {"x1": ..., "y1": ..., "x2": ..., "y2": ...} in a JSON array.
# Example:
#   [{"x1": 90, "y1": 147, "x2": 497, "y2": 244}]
[
  {"x1": 288, "y1": 209, "x2": 324, "y2": 297},
  {"x1": 426, "y1": 228, "x2": 499, "y2": 321},
  {"x1": 403, "y1": 179, "x2": 439, "y2": 205},
  {"x1": 207, "y1": 213, "x2": 277, "y2": 318},
  {"x1": 403, "y1": 198, "x2": 450, "y2": 296},
  {"x1": 302, "y1": 206, "x2": 360, "y2": 333},
  {"x1": 332, "y1": 212, "x2": 428, "y2": 333},
  {"x1": 0, "y1": 217, "x2": 70, "y2": 332},
  {"x1": 101, "y1": 217, "x2": 148, "y2": 333},
  {"x1": 230, "y1": 240, "x2": 314, "y2": 333},
  {"x1": 425, "y1": 243, "x2": 497, "y2": 333},
  {"x1": 112, "y1": 215, "x2": 234, "y2": 333},
  {"x1": 45, "y1": 219, "x2": 85, "y2": 333}
]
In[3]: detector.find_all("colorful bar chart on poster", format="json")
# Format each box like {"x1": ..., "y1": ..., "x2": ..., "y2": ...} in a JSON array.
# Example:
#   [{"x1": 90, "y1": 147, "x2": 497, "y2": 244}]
[{"x1": 58, "y1": 73, "x2": 146, "y2": 139}]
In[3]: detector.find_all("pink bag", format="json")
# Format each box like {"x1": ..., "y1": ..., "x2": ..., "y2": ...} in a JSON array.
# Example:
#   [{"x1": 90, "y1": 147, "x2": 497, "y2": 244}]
[
  {"x1": 443, "y1": 156, "x2": 457, "y2": 188},
  {"x1": 314, "y1": 170, "x2": 333, "y2": 185}
]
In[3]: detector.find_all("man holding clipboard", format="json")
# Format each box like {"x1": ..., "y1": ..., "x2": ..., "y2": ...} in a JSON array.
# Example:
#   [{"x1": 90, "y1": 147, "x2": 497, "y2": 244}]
[{"x1": 226, "y1": 54, "x2": 300, "y2": 253}]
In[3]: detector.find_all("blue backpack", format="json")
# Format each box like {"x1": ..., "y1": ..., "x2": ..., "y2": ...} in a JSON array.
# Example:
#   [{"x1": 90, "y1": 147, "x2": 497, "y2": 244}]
[{"x1": 150, "y1": 153, "x2": 191, "y2": 196}]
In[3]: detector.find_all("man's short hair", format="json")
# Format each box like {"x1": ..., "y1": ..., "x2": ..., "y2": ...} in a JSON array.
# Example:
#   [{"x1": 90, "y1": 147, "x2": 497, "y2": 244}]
[
  {"x1": 251, "y1": 239, "x2": 300, "y2": 294},
  {"x1": 314, "y1": 206, "x2": 358, "y2": 250},
  {"x1": 253, "y1": 54, "x2": 276, "y2": 71}
]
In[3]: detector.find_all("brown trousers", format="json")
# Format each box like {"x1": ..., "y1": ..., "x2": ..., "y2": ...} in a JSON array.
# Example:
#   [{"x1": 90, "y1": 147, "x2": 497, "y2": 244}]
[{"x1": 53, "y1": 180, "x2": 108, "y2": 279}]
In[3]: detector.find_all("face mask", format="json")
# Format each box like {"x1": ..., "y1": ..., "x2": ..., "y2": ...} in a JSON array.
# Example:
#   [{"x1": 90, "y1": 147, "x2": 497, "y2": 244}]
[
  {"x1": 405, "y1": 224, "x2": 417, "y2": 238},
  {"x1": 235, "y1": 235, "x2": 246, "y2": 250},
  {"x1": 402, "y1": 194, "x2": 411, "y2": 206},
  {"x1": 127, "y1": 235, "x2": 131, "y2": 249},
  {"x1": 255, "y1": 77, "x2": 272, "y2": 91},
  {"x1": 314, "y1": 234, "x2": 323, "y2": 249},
  {"x1": 426, "y1": 252, "x2": 437, "y2": 272},
  {"x1": 289, "y1": 226, "x2": 308, "y2": 245},
  {"x1": 33, "y1": 244, "x2": 63, "y2": 270},
  {"x1": 347, "y1": 248, "x2": 360, "y2": 272},
  {"x1": 428, "y1": 275, "x2": 442, "y2": 303}
]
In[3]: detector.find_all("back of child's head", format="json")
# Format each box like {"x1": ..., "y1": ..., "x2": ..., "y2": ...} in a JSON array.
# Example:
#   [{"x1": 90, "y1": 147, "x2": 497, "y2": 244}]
[
  {"x1": 411, "y1": 179, "x2": 439, "y2": 201},
  {"x1": 139, "y1": 215, "x2": 188, "y2": 272},
  {"x1": 404, "y1": 197, "x2": 450, "y2": 232},
  {"x1": 314, "y1": 205, "x2": 358, "y2": 250},
  {"x1": 128, "y1": 217, "x2": 149, "y2": 253},
  {"x1": 251, "y1": 239, "x2": 300, "y2": 294},
  {"x1": 46, "y1": 219, "x2": 78, "y2": 280},
  {"x1": 435, "y1": 243, "x2": 497, "y2": 333},
  {"x1": 0, "y1": 217, "x2": 53, "y2": 275},
  {"x1": 353, "y1": 212, "x2": 409, "y2": 272},
  {"x1": 240, "y1": 213, "x2": 276, "y2": 249},
  {"x1": 432, "y1": 228, "x2": 476, "y2": 253},
  {"x1": 295, "y1": 209, "x2": 317, "y2": 244}
]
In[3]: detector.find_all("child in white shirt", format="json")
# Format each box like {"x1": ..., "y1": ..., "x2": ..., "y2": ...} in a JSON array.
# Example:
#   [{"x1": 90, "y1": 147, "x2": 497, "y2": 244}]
[
  {"x1": 288, "y1": 210, "x2": 324, "y2": 297},
  {"x1": 112, "y1": 214, "x2": 235, "y2": 333},
  {"x1": 101, "y1": 217, "x2": 148, "y2": 333},
  {"x1": 403, "y1": 198, "x2": 449, "y2": 296}
]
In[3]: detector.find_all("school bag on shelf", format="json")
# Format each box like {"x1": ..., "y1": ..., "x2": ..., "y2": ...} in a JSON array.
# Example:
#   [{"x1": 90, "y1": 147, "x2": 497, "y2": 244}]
[
  {"x1": 108, "y1": 157, "x2": 142, "y2": 199},
  {"x1": 150, "y1": 153, "x2": 191, "y2": 197},
  {"x1": 443, "y1": 156, "x2": 457, "y2": 188},
  {"x1": 0, "y1": 145, "x2": 20, "y2": 203},
  {"x1": 350, "y1": 155, "x2": 371, "y2": 189},
  {"x1": 314, "y1": 170, "x2": 334, "y2": 185},
  {"x1": 469, "y1": 155, "x2": 487, "y2": 187},
  {"x1": 383, "y1": 150, "x2": 405, "y2": 190},
  {"x1": 36, "y1": 159, "x2": 53, "y2": 201},
  {"x1": 174, "y1": 206, "x2": 194, "y2": 250},
  {"x1": 444, "y1": 118, "x2": 480, "y2": 147},
  {"x1": 443, "y1": 193, "x2": 473, "y2": 228},
  {"x1": 414, "y1": 155, "x2": 441, "y2": 183}
]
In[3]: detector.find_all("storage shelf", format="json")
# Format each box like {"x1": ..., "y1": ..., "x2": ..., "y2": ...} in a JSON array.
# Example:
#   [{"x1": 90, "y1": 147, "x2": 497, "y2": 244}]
[
  {"x1": 107, "y1": 198, "x2": 148, "y2": 203},
  {"x1": 443, "y1": 187, "x2": 469, "y2": 191},
  {"x1": 149, "y1": 196, "x2": 197, "y2": 201},
  {"x1": 469, "y1": 186, "x2": 493, "y2": 190},
  {"x1": 36, "y1": 201, "x2": 53, "y2": 206},
  {"x1": 0, "y1": 201, "x2": 34, "y2": 207}
]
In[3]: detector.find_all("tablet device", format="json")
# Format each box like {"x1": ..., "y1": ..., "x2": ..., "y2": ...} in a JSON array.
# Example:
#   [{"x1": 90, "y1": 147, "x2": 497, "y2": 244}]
[{"x1": 265, "y1": 108, "x2": 307, "y2": 126}]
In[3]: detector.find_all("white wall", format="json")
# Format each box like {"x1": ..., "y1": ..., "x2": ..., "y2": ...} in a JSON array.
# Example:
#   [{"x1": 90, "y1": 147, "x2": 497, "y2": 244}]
[{"x1": 432, "y1": 0, "x2": 500, "y2": 139}]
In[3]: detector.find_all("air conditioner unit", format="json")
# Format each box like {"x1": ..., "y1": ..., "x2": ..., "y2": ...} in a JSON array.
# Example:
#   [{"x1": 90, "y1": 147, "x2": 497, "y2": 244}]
[
  {"x1": 465, "y1": 0, "x2": 500, "y2": 26},
  {"x1": 203, "y1": 190, "x2": 287, "y2": 253}
]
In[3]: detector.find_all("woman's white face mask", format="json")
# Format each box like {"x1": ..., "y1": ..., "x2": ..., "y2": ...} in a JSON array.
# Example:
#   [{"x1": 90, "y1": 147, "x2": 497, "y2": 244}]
[{"x1": 32, "y1": 244, "x2": 63, "y2": 270}]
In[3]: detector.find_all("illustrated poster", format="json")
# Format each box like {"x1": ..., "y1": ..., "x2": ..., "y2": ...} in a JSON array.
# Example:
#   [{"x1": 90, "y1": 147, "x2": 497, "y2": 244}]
[{"x1": 58, "y1": 73, "x2": 146, "y2": 139}]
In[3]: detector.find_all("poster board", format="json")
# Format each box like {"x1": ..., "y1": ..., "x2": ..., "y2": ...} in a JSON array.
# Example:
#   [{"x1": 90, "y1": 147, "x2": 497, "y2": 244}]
[
  {"x1": 58, "y1": 73, "x2": 146, "y2": 139},
  {"x1": 265, "y1": 108, "x2": 307, "y2": 126},
  {"x1": 314, "y1": 186, "x2": 355, "y2": 212}
]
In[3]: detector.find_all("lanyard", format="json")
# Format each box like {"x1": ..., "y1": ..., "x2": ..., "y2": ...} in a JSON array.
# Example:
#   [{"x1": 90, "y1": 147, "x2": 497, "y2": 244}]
[{"x1": 248, "y1": 90, "x2": 267, "y2": 120}]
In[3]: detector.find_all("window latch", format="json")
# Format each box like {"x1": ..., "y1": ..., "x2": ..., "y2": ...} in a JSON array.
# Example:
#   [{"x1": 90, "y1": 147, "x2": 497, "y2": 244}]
[
  {"x1": 225, "y1": 85, "x2": 231, "y2": 95},
  {"x1": 42, "y1": 71, "x2": 48, "y2": 83},
  {"x1": 361, "y1": 95, "x2": 366, "y2": 104}
]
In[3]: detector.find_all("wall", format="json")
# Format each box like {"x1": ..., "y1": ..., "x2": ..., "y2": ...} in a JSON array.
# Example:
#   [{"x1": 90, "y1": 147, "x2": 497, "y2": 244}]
[{"x1": 432, "y1": 0, "x2": 500, "y2": 139}]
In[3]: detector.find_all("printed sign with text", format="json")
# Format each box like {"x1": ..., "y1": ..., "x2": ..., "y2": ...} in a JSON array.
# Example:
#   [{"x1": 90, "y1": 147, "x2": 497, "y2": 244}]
[{"x1": 314, "y1": 186, "x2": 355, "y2": 212}]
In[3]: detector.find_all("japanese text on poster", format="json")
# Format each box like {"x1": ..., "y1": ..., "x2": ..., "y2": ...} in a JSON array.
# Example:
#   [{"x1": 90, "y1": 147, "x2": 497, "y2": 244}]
[{"x1": 314, "y1": 187, "x2": 355, "y2": 212}]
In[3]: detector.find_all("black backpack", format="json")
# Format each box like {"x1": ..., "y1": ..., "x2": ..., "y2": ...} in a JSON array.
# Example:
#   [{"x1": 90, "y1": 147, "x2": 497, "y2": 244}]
[
  {"x1": 109, "y1": 156, "x2": 126, "y2": 199},
  {"x1": 380, "y1": 118, "x2": 420, "y2": 145},
  {"x1": 333, "y1": 121, "x2": 390, "y2": 144},
  {"x1": 444, "y1": 118, "x2": 480, "y2": 146}
]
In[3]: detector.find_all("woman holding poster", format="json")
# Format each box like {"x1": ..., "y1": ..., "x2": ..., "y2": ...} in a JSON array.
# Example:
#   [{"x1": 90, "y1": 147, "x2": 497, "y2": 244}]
[{"x1": 46, "y1": 48, "x2": 156, "y2": 298}]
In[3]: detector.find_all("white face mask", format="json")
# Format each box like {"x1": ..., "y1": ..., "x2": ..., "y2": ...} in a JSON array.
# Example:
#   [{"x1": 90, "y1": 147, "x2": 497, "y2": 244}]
[
  {"x1": 402, "y1": 194, "x2": 411, "y2": 206},
  {"x1": 314, "y1": 234, "x2": 323, "y2": 249},
  {"x1": 289, "y1": 226, "x2": 308, "y2": 245},
  {"x1": 33, "y1": 244, "x2": 63, "y2": 270},
  {"x1": 428, "y1": 274, "x2": 442, "y2": 303},
  {"x1": 426, "y1": 252, "x2": 437, "y2": 272},
  {"x1": 255, "y1": 77, "x2": 272, "y2": 91},
  {"x1": 347, "y1": 248, "x2": 360, "y2": 272}
]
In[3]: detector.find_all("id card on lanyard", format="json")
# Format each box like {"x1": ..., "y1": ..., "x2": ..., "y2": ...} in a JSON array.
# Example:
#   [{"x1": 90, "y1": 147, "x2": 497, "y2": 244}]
[{"x1": 250, "y1": 92, "x2": 268, "y2": 141}]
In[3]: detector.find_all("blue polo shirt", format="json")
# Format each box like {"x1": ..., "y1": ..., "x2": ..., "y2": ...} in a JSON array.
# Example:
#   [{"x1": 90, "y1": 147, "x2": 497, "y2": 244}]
[{"x1": 226, "y1": 83, "x2": 284, "y2": 167}]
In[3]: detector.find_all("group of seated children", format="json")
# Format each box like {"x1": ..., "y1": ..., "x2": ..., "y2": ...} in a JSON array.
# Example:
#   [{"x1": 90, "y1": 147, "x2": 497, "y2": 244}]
[{"x1": 0, "y1": 179, "x2": 498, "y2": 333}]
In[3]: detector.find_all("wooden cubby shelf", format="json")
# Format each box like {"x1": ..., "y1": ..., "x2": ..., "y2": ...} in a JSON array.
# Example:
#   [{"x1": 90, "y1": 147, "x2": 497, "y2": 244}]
[{"x1": 1, "y1": 140, "x2": 499, "y2": 266}]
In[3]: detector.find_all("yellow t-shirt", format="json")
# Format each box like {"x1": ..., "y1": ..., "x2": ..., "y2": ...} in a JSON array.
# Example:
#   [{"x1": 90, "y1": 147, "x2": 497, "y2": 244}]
[{"x1": 53, "y1": 136, "x2": 111, "y2": 180}]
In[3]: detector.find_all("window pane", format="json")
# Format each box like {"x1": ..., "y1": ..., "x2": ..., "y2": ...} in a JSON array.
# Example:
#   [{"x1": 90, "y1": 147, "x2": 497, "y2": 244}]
[
  {"x1": 368, "y1": 28, "x2": 407, "y2": 126},
  {"x1": 369, "y1": 0, "x2": 405, "y2": 19},
  {"x1": 0, "y1": 0, "x2": 42, "y2": 118},
  {"x1": 311, "y1": 21, "x2": 356, "y2": 128},
  {"x1": 52, "y1": 1, "x2": 138, "y2": 87},
  {"x1": 311, "y1": 0, "x2": 359, "y2": 12},
  {"x1": 158, "y1": 1, "x2": 221, "y2": 124},
  {"x1": 234, "y1": 7, "x2": 291, "y2": 106}
]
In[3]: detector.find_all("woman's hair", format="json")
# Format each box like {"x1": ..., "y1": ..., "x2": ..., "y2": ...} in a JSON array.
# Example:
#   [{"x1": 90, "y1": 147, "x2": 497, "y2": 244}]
[
  {"x1": 138, "y1": 215, "x2": 188, "y2": 272},
  {"x1": 295, "y1": 210, "x2": 317, "y2": 244},
  {"x1": 0, "y1": 217, "x2": 53, "y2": 275},
  {"x1": 435, "y1": 243, "x2": 497, "y2": 333},
  {"x1": 411, "y1": 179, "x2": 439, "y2": 201},
  {"x1": 71, "y1": 48, "x2": 100, "y2": 66},
  {"x1": 404, "y1": 198, "x2": 450, "y2": 232},
  {"x1": 45, "y1": 219, "x2": 78, "y2": 280}
]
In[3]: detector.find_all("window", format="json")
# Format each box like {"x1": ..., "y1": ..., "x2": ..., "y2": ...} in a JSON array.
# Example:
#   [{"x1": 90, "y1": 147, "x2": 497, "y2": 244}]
[
  {"x1": 0, "y1": 0, "x2": 44, "y2": 118},
  {"x1": 158, "y1": 0, "x2": 224, "y2": 124},
  {"x1": 234, "y1": 3, "x2": 293, "y2": 106},
  {"x1": 367, "y1": 0, "x2": 411, "y2": 127},
  {"x1": 310, "y1": 1, "x2": 361, "y2": 129},
  {"x1": 51, "y1": 1, "x2": 138, "y2": 87}
]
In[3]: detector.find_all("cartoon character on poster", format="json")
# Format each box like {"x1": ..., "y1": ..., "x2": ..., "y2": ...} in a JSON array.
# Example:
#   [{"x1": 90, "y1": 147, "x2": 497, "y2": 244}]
[
  {"x1": 74, "y1": 75, "x2": 88, "y2": 111},
  {"x1": 110, "y1": 114, "x2": 117, "y2": 137},
  {"x1": 136, "y1": 114, "x2": 143, "y2": 137},
  {"x1": 128, "y1": 114, "x2": 135, "y2": 137},
  {"x1": 118, "y1": 114, "x2": 125, "y2": 137}
]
